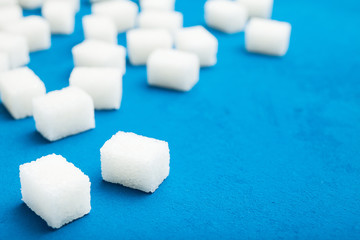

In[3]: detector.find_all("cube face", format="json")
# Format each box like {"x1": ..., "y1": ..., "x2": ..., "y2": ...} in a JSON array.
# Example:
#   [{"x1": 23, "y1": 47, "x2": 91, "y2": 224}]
[
  {"x1": 245, "y1": 18, "x2": 291, "y2": 56},
  {"x1": 20, "y1": 154, "x2": 91, "y2": 229},
  {"x1": 0, "y1": 53, "x2": 9, "y2": 72},
  {"x1": 0, "y1": 67, "x2": 46, "y2": 119},
  {"x1": 82, "y1": 15, "x2": 117, "y2": 44},
  {"x1": 42, "y1": 1, "x2": 75, "y2": 34},
  {"x1": 175, "y1": 26, "x2": 218, "y2": 67},
  {"x1": 205, "y1": 1, "x2": 248, "y2": 33},
  {"x1": 69, "y1": 67, "x2": 123, "y2": 110},
  {"x1": 140, "y1": 0, "x2": 175, "y2": 11},
  {"x1": 72, "y1": 40, "x2": 126, "y2": 74},
  {"x1": 100, "y1": 131, "x2": 170, "y2": 193},
  {"x1": 45, "y1": 0, "x2": 80, "y2": 12},
  {"x1": 18, "y1": 0, "x2": 43, "y2": 9},
  {"x1": 236, "y1": 0, "x2": 273, "y2": 19},
  {"x1": 147, "y1": 49, "x2": 200, "y2": 91},
  {"x1": 127, "y1": 29, "x2": 173, "y2": 65},
  {"x1": 32, "y1": 86, "x2": 95, "y2": 141},
  {"x1": 137, "y1": 11, "x2": 183, "y2": 35},
  {"x1": 5, "y1": 16, "x2": 51, "y2": 52},
  {"x1": 0, "y1": 5, "x2": 23, "y2": 31},
  {"x1": 92, "y1": 0, "x2": 138, "y2": 33},
  {"x1": 0, "y1": 32, "x2": 30, "y2": 69}
]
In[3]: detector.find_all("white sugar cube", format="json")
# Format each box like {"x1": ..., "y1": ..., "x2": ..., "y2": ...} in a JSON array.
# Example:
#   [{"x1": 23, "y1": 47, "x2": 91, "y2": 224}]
[
  {"x1": 18, "y1": 0, "x2": 42, "y2": 9},
  {"x1": 137, "y1": 10, "x2": 183, "y2": 35},
  {"x1": 175, "y1": 26, "x2": 218, "y2": 67},
  {"x1": 82, "y1": 15, "x2": 117, "y2": 44},
  {"x1": 42, "y1": 1, "x2": 75, "y2": 34},
  {"x1": 33, "y1": 86, "x2": 95, "y2": 141},
  {"x1": 44, "y1": 0, "x2": 80, "y2": 12},
  {"x1": 20, "y1": 154, "x2": 91, "y2": 229},
  {"x1": 72, "y1": 40, "x2": 126, "y2": 74},
  {"x1": 0, "y1": 33, "x2": 29, "y2": 69},
  {"x1": 245, "y1": 18, "x2": 291, "y2": 57},
  {"x1": 0, "y1": 67, "x2": 45, "y2": 119},
  {"x1": 127, "y1": 29, "x2": 173, "y2": 66},
  {"x1": 236, "y1": 0, "x2": 273, "y2": 19},
  {"x1": 140, "y1": 0, "x2": 175, "y2": 11},
  {"x1": 205, "y1": 0, "x2": 248, "y2": 33},
  {"x1": 100, "y1": 131, "x2": 170, "y2": 193},
  {"x1": 0, "y1": 0, "x2": 18, "y2": 6},
  {"x1": 0, "y1": 53, "x2": 9, "y2": 73},
  {"x1": 69, "y1": 67, "x2": 122, "y2": 110},
  {"x1": 147, "y1": 49, "x2": 199, "y2": 91},
  {"x1": 4, "y1": 16, "x2": 51, "y2": 52},
  {"x1": 0, "y1": 5, "x2": 22, "y2": 31},
  {"x1": 92, "y1": 0, "x2": 138, "y2": 33}
]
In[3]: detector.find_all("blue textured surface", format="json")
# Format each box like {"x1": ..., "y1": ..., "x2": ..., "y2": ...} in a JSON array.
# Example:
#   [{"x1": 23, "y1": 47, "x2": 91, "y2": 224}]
[{"x1": 1, "y1": 0, "x2": 360, "y2": 239}]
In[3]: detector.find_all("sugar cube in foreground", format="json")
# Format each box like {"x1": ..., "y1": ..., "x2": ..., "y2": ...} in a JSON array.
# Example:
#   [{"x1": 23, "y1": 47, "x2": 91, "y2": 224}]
[
  {"x1": 0, "y1": 67, "x2": 46, "y2": 119},
  {"x1": 205, "y1": 0, "x2": 248, "y2": 33},
  {"x1": 92, "y1": 0, "x2": 138, "y2": 33},
  {"x1": 42, "y1": 1, "x2": 75, "y2": 34},
  {"x1": 100, "y1": 131, "x2": 170, "y2": 193},
  {"x1": 175, "y1": 26, "x2": 218, "y2": 67},
  {"x1": 245, "y1": 18, "x2": 292, "y2": 57},
  {"x1": 0, "y1": 32, "x2": 29, "y2": 69},
  {"x1": 137, "y1": 10, "x2": 183, "y2": 35},
  {"x1": 69, "y1": 67, "x2": 123, "y2": 110},
  {"x1": 139, "y1": 0, "x2": 175, "y2": 11},
  {"x1": 147, "y1": 49, "x2": 199, "y2": 91},
  {"x1": 127, "y1": 29, "x2": 173, "y2": 66},
  {"x1": 20, "y1": 154, "x2": 91, "y2": 229},
  {"x1": 4, "y1": 16, "x2": 51, "y2": 52},
  {"x1": 0, "y1": 5, "x2": 23, "y2": 31},
  {"x1": 82, "y1": 15, "x2": 117, "y2": 44},
  {"x1": 72, "y1": 40, "x2": 126, "y2": 74},
  {"x1": 33, "y1": 86, "x2": 95, "y2": 141},
  {"x1": 236, "y1": 0, "x2": 273, "y2": 19}
]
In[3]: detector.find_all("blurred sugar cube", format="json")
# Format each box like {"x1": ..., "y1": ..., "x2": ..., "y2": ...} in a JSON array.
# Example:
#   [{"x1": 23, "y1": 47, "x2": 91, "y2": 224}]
[
  {"x1": 147, "y1": 49, "x2": 200, "y2": 91},
  {"x1": 127, "y1": 28, "x2": 173, "y2": 65},
  {"x1": 0, "y1": 32, "x2": 29, "y2": 69},
  {"x1": 175, "y1": 26, "x2": 218, "y2": 67},
  {"x1": 236, "y1": 0, "x2": 273, "y2": 19},
  {"x1": 0, "y1": 5, "x2": 23, "y2": 31},
  {"x1": 69, "y1": 67, "x2": 123, "y2": 110},
  {"x1": 137, "y1": 10, "x2": 183, "y2": 35},
  {"x1": 42, "y1": 1, "x2": 75, "y2": 34},
  {"x1": 140, "y1": 0, "x2": 175, "y2": 11},
  {"x1": 82, "y1": 15, "x2": 117, "y2": 44}
]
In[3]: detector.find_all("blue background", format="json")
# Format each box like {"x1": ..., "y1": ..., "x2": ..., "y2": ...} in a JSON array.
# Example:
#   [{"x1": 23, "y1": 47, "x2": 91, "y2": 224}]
[{"x1": 1, "y1": 0, "x2": 360, "y2": 239}]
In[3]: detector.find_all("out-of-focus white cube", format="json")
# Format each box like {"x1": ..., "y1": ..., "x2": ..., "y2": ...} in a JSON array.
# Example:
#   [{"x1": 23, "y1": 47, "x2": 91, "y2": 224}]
[
  {"x1": 0, "y1": 0, "x2": 18, "y2": 6},
  {"x1": 72, "y1": 40, "x2": 126, "y2": 74},
  {"x1": 205, "y1": 0, "x2": 248, "y2": 33},
  {"x1": 0, "y1": 5, "x2": 22, "y2": 31},
  {"x1": 44, "y1": 0, "x2": 80, "y2": 12},
  {"x1": 42, "y1": 1, "x2": 75, "y2": 34},
  {"x1": 100, "y1": 131, "x2": 170, "y2": 193},
  {"x1": 147, "y1": 49, "x2": 200, "y2": 92},
  {"x1": 4, "y1": 16, "x2": 51, "y2": 52},
  {"x1": 82, "y1": 15, "x2": 117, "y2": 44},
  {"x1": 18, "y1": 0, "x2": 43, "y2": 9},
  {"x1": 0, "y1": 53, "x2": 10, "y2": 73},
  {"x1": 245, "y1": 18, "x2": 292, "y2": 56},
  {"x1": 33, "y1": 86, "x2": 95, "y2": 141},
  {"x1": 175, "y1": 26, "x2": 218, "y2": 67},
  {"x1": 236, "y1": 0, "x2": 273, "y2": 19},
  {"x1": 69, "y1": 67, "x2": 123, "y2": 110},
  {"x1": 0, "y1": 32, "x2": 29, "y2": 69},
  {"x1": 0, "y1": 67, "x2": 46, "y2": 119},
  {"x1": 137, "y1": 10, "x2": 183, "y2": 35},
  {"x1": 20, "y1": 154, "x2": 91, "y2": 229},
  {"x1": 92, "y1": 0, "x2": 138, "y2": 33},
  {"x1": 140, "y1": 0, "x2": 175, "y2": 11},
  {"x1": 127, "y1": 28, "x2": 173, "y2": 66}
]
